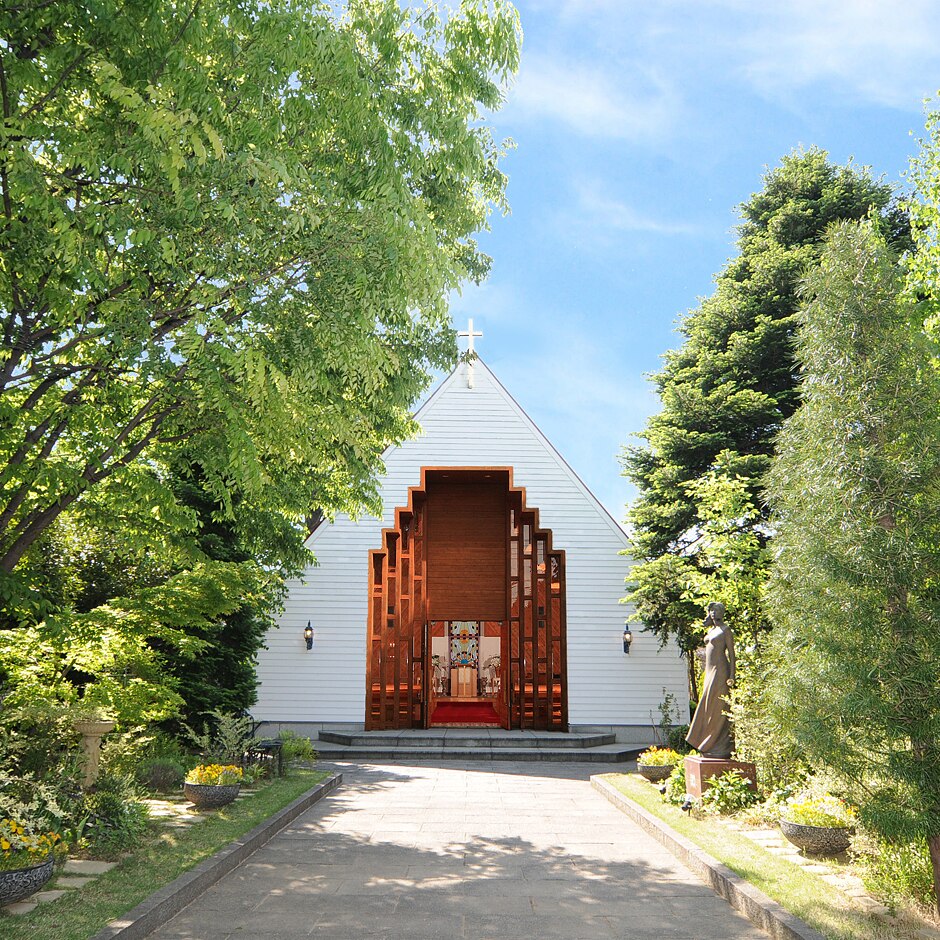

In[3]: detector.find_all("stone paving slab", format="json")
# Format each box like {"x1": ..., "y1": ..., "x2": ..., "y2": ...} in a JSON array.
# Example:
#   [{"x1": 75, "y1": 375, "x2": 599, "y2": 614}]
[
  {"x1": 147, "y1": 760, "x2": 767, "y2": 940},
  {"x1": 53, "y1": 874, "x2": 98, "y2": 889},
  {"x1": 64, "y1": 859, "x2": 118, "y2": 875}
]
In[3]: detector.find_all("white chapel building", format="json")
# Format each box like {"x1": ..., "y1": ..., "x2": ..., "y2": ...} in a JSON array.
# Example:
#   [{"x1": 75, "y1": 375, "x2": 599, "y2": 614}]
[{"x1": 253, "y1": 344, "x2": 688, "y2": 746}]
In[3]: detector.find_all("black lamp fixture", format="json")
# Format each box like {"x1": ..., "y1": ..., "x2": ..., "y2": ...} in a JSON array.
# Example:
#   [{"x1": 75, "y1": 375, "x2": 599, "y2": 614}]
[
  {"x1": 304, "y1": 621, "x2": 314, "y2": 651},
  {"x1": 622, "y1": 623, "x2": 633, "y2": 655}
]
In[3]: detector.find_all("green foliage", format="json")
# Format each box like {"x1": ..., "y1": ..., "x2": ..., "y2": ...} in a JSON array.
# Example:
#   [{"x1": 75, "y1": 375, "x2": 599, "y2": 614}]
[
  {"x1": 0, "y1": 700, "x2": 83, "y2": 778},
  {"x1": 666, "y1": 725, "x2": 692, "y2": 754},
  {"x1": 701, "y1": 770, "x2": 759, "y2": 815},
  {"x1": 100, "y1": 729, "x2": 189, "y2": 779},
  {"x1": 765, "y1": 221, "x2": 940, "y2": 892},
  {"x1": 81, "y1": 776, "x2": 149, "y2": 857},
  {"x1": 856, "y1": 832, "x2": 937, "y2": 913},
  {"x1": 277, "y1": 730, "x2": 317, "y2": 764},
  {"x1": 0, "y1": 0, "x2": 520, "y2": 598},
  {"x1": 161, "y1": 473, "x2": 279, "y2": 732},
  {"x1": 663, "y1": 762, "x2": 688, "y2": 806},
  {"x1": 136, "y1": 760, "x2": 185, "y2": 794},
  {"x1": 0, "y1": 558, "x2": 267, "y2": 731},
  {"x1": 623, "y1": 149, "x2": 906, "y2": 672},
  {"x1": 183, "y1": 709, "x2": 256, "y2": 764},
  {"x1": 907, "y1": 98, "x2": 940, "y2": 338},
  {"x1": 727, "y1": 648, "x2": 804, "y2": 793}
]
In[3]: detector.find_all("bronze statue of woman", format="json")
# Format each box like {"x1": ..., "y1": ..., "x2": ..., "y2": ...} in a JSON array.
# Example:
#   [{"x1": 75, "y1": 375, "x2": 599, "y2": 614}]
[{"x1": 686, "y1": 601, "x2": 736, "y2": 759}]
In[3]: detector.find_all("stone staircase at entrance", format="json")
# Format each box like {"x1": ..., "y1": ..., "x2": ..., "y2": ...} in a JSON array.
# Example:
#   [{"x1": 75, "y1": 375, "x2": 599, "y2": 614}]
[{"x1": 316, "y1": 729, "x2": 642, "y2": 763}]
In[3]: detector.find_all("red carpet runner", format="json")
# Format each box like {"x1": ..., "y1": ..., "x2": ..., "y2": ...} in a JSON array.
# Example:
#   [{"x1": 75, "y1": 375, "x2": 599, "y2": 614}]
[{"x1": 430, "y1": 701, "x2": 501, "y2": 725}]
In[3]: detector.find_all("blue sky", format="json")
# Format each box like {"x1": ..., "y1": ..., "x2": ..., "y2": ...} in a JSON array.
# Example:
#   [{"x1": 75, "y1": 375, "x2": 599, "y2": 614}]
[{"x1": 445, "y1": 0, "x2": 940, "y2": 523}]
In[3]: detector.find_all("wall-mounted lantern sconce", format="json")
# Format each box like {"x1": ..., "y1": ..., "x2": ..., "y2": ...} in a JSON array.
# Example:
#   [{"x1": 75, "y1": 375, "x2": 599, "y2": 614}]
[
  {"x1": 304, "y1": 621, "x2": 314, "y2": 651},
  {"x1": 622, "y1": 624, "x2": 633, "y2": 655}
]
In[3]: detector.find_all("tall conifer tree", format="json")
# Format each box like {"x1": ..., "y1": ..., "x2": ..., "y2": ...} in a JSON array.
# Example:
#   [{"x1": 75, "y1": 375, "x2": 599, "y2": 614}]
[
  {"x1": 766, "y1": 221, "x2": 940, "y2": 912},
  {"x1": 623, "y1": 149, "x2": 908, "y2": 656}
]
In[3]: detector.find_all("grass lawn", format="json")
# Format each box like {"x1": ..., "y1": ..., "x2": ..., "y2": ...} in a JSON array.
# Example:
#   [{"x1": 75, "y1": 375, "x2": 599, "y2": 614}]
[
  {"x1": 601, "y1": 773, "x2": 925, "y2": 940},
  {"x1": 1, "y1": 769, "x2": 331, "y2": 940}
]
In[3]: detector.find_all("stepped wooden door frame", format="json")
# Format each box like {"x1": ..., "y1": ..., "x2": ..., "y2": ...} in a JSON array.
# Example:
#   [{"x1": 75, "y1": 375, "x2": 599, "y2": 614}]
[{"x1": 365, "y1": 467, "x2": 568, "y2": 731}]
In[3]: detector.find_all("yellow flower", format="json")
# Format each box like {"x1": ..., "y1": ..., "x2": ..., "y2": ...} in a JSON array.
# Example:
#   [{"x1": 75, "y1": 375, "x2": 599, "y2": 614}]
[{"x1": 1, "y1": 839, "x2": 10, "y2": 851}]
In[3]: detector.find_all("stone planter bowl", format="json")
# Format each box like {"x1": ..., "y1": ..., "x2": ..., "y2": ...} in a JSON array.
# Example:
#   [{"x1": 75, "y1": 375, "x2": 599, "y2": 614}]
[
  {"x1": 183, "y1": 782, "x2": 240, "y2": 809},
  {"x1": 636, "y1": 763, "x2": 675, "y2": 783},
  {"x1": 779, "y1": 818, "x2": 854, "y2": 855},
  {"x1": 0, "y1": 855, "x2": 54, "y2": 906}
]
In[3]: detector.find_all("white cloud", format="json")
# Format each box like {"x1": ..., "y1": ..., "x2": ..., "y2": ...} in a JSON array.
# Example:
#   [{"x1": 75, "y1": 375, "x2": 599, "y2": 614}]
[
  {"x1": 507, "y1": 53, "x2": 679, "y2": 140},
  {"x1": 737, "y1": 0, "x2": 940, "y2": 108},
  {"x1": 573, "y1": 180, "x2": 700, "y2": 236},
  {"x1": 516, "y1": 0, "x2": 940, "y2": 118}
]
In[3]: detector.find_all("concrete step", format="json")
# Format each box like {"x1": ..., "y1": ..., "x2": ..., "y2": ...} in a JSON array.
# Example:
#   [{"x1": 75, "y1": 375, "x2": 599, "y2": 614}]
[
  {"x1": 318, "y1": 730, "x2": 617, "y2": 749},
  {"x1": 314, "y1": 743, "x2": 640, "y2": 763},
  {"x1": 314, "y1": 730, "x2": 641, "y2": 763}
]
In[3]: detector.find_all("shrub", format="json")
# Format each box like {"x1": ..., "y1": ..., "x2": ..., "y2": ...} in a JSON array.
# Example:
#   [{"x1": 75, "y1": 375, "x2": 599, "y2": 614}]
[
  {"x1": 701, "y1": 770, "x2": 758, "y2": 815},
  {"x1": 855, "y1": 831, "x2": 936, "y2": 913},
  {"x1": 663, "y1": 763, "x2": 687, "y2": 806},
  {"x1": 637, "y1": 746, "x2": 681, "y2": 767},
  {"x1": 781, "y1": 794, "x2": 857, "y2": 828},
  {"x1": 277, "y1": 730, "x2": 317, "y2": 764},
  {"x1": 666, "y1": 724, "x2": 691, "y2": 754},
  {"x1": 0, "y1": 773, "x2": 78, "y2": 846},
  {"x1": 80, "y1": 777, "x2": 149, "y2": 857},
  {"x1": 81, "y1": 790, "x2": 149, "y2": 856},
  {"x1": 736, "y1": 785, "x2": 798, "y2": 827},
  {"x1": 137, "y1": 760, "x2": 185, "y2": 794},
  {"x1": 186, "y1": 764, "x2": 243, "y2": 786},
  {"x1": 184, "y1": 710, "x2": 256, "y2": 764},
  {"x1": 101, "y1": 730, "x2": 188, "y2": 778},
  {"x1": 727, "y1": 649, "x2": 805, "y2": 793},
  {"x1": 0, "y1": 701, "x2": 81, "y2": 778}
]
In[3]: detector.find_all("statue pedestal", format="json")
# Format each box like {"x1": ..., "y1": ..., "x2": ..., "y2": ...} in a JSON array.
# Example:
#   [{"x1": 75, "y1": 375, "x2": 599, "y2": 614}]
[{"x1": 684, "y1": 755, "x2": 757, "y2": 799}]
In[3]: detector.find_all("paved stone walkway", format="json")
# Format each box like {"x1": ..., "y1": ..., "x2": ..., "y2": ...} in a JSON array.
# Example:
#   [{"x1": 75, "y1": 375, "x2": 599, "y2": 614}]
[{"x1": 149, "y1": 761, "x2": 767, "y2": 940}]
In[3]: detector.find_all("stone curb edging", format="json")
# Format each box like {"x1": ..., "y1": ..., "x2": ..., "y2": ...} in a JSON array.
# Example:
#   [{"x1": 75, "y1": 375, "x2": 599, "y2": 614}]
[
  {"x1": 89, "y1": 774, "x2": 343, "y2": 940},
  {"x1": 591, "y1": 775, "x2": 827, "y2": 940}
]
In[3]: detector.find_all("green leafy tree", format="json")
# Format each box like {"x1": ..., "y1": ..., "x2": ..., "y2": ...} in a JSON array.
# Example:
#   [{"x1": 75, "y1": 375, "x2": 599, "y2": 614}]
[
  {"x1": 626, "y1": 461, "x2": 769, "y2": 701},
  {"x1": 766, "y1": 221, "x2": 940, "y2": 911},
  {"x1": 908, "y1": 98, "x2": 940, "y2": 336},
  {"x1": 623, "y1": 150, "x2": 906, "y2": 682},
  {"x1": 0, "y1": 0, "x2": 521, "y2": 603},
  {"x1": 162, "y1": 473, "x2": 280, "y2": 729}
]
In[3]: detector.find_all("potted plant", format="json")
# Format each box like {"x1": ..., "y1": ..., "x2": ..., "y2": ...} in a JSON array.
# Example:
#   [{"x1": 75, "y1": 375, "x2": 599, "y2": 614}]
[
  {"x1": 779, "y1": 793, "x2": 857, "y2": 855},
  {"x1": 0, "y1": 816, "x2": 62, "y2": 906},
  {"x1": 183, "y1": 764, "x2": 243, "y2": 809},
  {"x1": 636, "y1": 746, "x2": 682, "y2": 782}
]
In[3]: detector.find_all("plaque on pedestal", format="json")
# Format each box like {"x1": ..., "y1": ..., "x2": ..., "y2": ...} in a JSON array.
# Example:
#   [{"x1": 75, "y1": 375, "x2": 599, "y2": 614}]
[{"x1": 684, "y1": 755, "x2": 757, "y2": 799}]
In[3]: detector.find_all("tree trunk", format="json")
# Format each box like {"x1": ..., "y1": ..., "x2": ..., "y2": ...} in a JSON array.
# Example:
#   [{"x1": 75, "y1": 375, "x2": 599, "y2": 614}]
[
  {"x1": 928, "y1": 832, "x2": 940, "y2": 916},
  {"x1": 687, "y1": 654, "x2": 699, "y2": 713}
]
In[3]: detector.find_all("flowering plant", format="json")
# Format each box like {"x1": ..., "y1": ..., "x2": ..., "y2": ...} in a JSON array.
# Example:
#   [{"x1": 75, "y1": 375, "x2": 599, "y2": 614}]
[
  {"x1": 637, "y1": 746, "x2": 682, "y2": 767},
  {"x1": 185, "y1": 764, "x2": 243, "y2": 786},
  {"x1": 0, "y1": 817, "x2": 61, "y2": 872},
  {"x1": 781, "y1": 794, "x2": 857, "y2": 828}
]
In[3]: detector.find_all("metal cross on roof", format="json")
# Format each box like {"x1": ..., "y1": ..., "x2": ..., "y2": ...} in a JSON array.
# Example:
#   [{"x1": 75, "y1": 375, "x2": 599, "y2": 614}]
[{"x1": 457, "y1": 318, "x2": 483, "y2": 388}]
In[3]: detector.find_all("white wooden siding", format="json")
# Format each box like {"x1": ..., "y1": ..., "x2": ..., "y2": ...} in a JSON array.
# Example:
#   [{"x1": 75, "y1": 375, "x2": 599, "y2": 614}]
[{"x1": 254, "y1": 359, "x2": 689, "y2": 725}]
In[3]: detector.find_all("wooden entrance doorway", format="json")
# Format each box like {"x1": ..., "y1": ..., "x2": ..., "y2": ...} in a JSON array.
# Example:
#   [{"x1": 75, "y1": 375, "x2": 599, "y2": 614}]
[{"x1": 365, "y1": 468, "x2": 568, "y2": 731}]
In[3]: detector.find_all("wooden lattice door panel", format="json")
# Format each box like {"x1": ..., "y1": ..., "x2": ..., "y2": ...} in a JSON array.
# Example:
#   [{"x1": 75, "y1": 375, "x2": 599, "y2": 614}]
[
  {"x1": 506, "y1": 501, "x2": 568, "y2": 731},
  {"x1": 366, "y1": 468, "x2": 568, "y2": 732},
  {"x1": 366, "y1": 496, "x2": 428, "y2": 730}
]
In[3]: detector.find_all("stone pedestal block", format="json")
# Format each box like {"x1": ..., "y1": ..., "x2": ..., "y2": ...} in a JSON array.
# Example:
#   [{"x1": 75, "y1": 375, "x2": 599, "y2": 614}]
[{"x1": 684, "y1": 755, "x2": 757, "y2": 799}]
